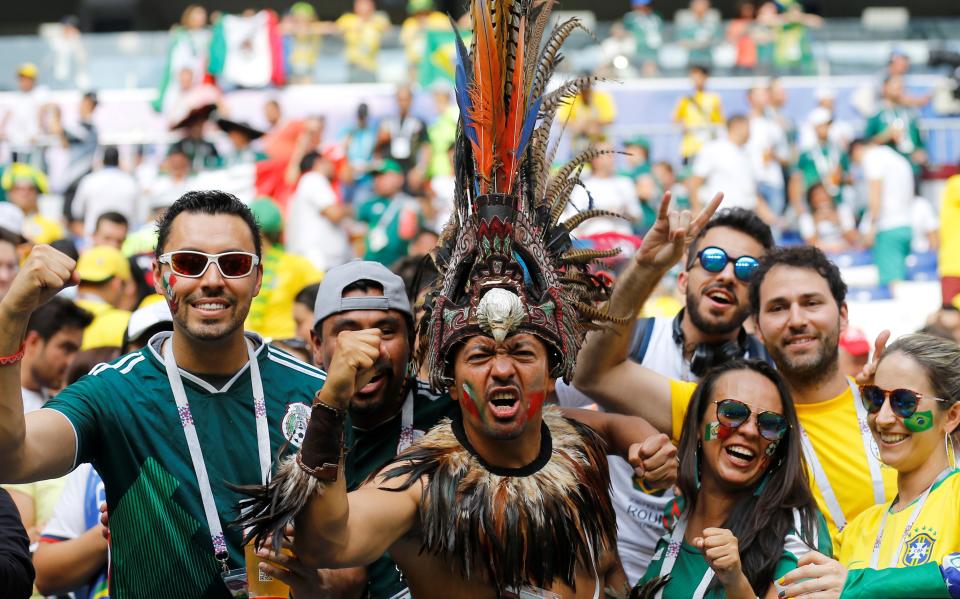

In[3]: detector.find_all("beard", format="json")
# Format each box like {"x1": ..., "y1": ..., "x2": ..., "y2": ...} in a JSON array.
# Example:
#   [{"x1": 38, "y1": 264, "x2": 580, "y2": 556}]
[
  {"x1": 174, "y1": 291, "x2": 245, "y2": 342},
  {"x1": 768, "y1": 321, "x2": 841, "y2": 386},
  {"x1": 686, "y1": 284, "x2": 751, "y2": 337}
]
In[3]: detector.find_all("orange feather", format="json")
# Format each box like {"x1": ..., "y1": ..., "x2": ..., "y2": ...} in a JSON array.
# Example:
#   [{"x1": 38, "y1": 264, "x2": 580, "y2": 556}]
[{"x1": 498, "y1": 13, "x2": 526, "y2": 193}]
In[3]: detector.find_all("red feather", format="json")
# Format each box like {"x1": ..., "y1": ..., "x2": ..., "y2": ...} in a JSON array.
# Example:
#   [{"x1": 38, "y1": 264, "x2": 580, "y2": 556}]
[{"x1": 498, "y1": 13, "x2": 526, "y2": 193}]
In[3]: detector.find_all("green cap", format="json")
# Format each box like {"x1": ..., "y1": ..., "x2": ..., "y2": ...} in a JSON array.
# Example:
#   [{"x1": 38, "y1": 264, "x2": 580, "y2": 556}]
[
  {"x1": 290, "y1": 2, "x2": 316, "y2": 18},
  {"x1": 408, "y1": 0, "x2": 435, "y2": 13},
  {"x1": 250, "y1": 197, "x2": 283, "y2": 236},
  {"x1": 372, "y1": 159, "x2": 404, "y2": 175},
  {"x1": 623, "y1": 135, "x2": 651, "y2": 151}
]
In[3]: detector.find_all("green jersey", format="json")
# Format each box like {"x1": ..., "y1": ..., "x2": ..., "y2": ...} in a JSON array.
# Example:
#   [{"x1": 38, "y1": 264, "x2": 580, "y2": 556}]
[
  {"x1": 43, "y1": 332, "x2": 338, "y2": 599},
  {"x1": 348, "y1": 380, "x2": 457, "y2": 598},
  {"x1": 795, "y1": 143, "x2": 850, "y2": 201},
  {"x1": 357, "y1": 194, "x2": 425, "y2": 267},
  {"x1": 639, "y1": 502, "x2": 832, "y2": 597}
]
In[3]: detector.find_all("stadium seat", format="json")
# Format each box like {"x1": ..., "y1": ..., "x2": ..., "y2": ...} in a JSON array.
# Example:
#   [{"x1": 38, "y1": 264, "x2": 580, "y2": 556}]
[
  {"x1": 847, "y1": 285, "x2": 894, "y2": 302},
  {"x1": 861, "y1": 7, "x2": 910, "y2": 31},
  {"x1": 905, "y1": 251, "x2": 939, "y2": 281},
  {"x1": 830, "y1": 249, "x2": 874, "y2": 268}
]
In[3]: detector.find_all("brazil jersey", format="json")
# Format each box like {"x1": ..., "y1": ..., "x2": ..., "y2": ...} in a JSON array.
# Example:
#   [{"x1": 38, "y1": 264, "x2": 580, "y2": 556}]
[
  {"x1": 839, "y1": 469, "x2": 960, "y2": 571},
  {"x1": 43, "y1": 332, "x2": 339, "y2": 599},
  {"x1": 639, "y1": 502, "x2": 832, "y2": 597},
  {"x1": 349, "y1": 379, "x2": 457, "y2": 599}
]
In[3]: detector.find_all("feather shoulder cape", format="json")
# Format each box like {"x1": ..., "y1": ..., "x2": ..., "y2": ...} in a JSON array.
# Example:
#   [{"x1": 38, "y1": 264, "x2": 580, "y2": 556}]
[{"x1": 377, "y1": 405, "x2": 617, "y2": 594}]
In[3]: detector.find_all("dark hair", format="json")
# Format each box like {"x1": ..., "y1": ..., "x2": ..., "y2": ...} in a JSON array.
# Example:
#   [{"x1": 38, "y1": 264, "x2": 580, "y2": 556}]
[
  {"x1": 299, "y1": 151, "x2": 321, "y2": 174},
  {"x1": 121, "y1": 321, "x2": 174, "y2": 354},
  {"x1": 95, "y1": 211, "x2": 129, "y2": 231},
  {"x1": 805, "y1": 182, "x2": 827, "y2": 209},
  {"x1": 295, "y1": 282, "x2": 321, "y2": 309},
  {"x1": 848, "y1": 137, "x2": 871, "y2": 154},
  {"x1": 65, "y1": 347, "x2": 121, "y2": 386},
  {"x1": 391, "y1": 254, "x2": 439, "y2": 305},
  {"x1": 689, "y1": 64, "x2": 710, "y2": 76},
  {"x1": 155, "y1": 190, "x2": 262, "y2": 258},
  {"x1": 50, "y1": 238, "x2": 79, "y2": 261},
  {"x1": 26, "y1": 297, "x2": 93, "y2": 341},
  {"x1": 749, "y1": 246, "x2": 847, "y2": 317},
  {"x1": 676, "y1": 359, "x2": 819, "y2": 595},
  {"x1": 102, "y1": 146, "x2": 120, "y2": 167},
  {"x1": 686, "y1": 208, "x2": 774, "y2": 270},
  {"x1": 83, "y1": 91, "x2": 98, "y2": 107}
]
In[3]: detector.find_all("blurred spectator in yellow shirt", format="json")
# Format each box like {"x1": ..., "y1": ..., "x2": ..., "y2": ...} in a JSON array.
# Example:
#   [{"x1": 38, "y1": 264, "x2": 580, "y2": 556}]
[
  {"x1": 556, "y1": 76, "x2": 617, "y2": 155},
  {"x1": 941, "y1": 175, "x2": 960, "y2": 305},
  {"x1": 336, "y1": 0, "x2": 391, "y2": 83},
  {"x1": 245, "y1": 197, "x2": 323, "y2": 340},
  {"x1": 74, "y1": 245, "x2": 133, "y2": 350},
  {"x1": 400, "y1": 0, "x2": 449, "y2": 80},
  {"x1": 1, "y1": 164, "x2": 64, "y2": 245},
  {"x1": 672, "y1": 64, "x2": 724, "y2": 162}
]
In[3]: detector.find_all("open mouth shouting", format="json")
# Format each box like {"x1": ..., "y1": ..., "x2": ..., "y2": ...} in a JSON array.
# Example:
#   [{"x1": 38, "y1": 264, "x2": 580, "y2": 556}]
[
  {"x1": 358, "y1": 370, "x2": 389, "y2": 396},
  {"x1": 722, "y1": 443, "x2": 758, "y2": 468},
  {"x1": 703, "y1": 285, "x2": 736, "y2": 310},
  {"x1": 487, "y1": 387, "x2": 521, "y2": 419}
]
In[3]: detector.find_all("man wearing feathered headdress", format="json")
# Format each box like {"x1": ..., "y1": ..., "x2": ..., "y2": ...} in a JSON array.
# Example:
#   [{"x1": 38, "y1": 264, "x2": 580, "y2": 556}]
[{"x1": 235, "y1": 1, "x2": 698, "y2": 596}]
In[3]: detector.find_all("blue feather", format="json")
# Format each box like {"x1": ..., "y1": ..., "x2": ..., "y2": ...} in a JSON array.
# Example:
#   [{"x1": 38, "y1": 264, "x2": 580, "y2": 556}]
[
  {"x1": 514, "y1": 95, "x2": 542, "y2": 158},
  {"x1": 451, "y1": 22, "x2": 478, "y2": 146}
]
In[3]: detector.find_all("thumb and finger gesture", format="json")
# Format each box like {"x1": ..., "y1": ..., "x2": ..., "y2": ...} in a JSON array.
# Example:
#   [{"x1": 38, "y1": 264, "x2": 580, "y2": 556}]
[
  {"x1": 636, "y1": 191, "x2": 724, "y2": 270},
  {"x1": 854, "y1": 329, "x2": 890, "y2": 387}
]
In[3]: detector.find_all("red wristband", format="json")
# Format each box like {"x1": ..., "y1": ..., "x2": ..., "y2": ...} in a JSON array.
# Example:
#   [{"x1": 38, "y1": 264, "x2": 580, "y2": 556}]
[{"x1": 0, "y1": 343, "x2": 25, "y2": 367}]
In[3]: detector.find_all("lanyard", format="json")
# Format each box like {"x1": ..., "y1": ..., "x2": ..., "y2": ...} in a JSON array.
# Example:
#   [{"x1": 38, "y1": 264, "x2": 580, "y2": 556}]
[
  {"x1": 162, "y1": 337, "x2": 269, "y2": 571},
  {"x1": 870, "y1": 468, "x2": 951, "y2": 569},
  {"x1": 799, "y1": 380, "x2": 885, "y2": 532},
  {"x1": 655, "y1": 514, "x2": 715, "y2": 599},
  {"x1": 396, "y1": 389, "x2": 415, "y2": 454}
]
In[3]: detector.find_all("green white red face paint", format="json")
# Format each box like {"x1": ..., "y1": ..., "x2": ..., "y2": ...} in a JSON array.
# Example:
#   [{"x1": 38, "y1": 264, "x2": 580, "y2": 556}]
[
  {"x1": 461, "y1": 381, "x2": 486, "y2": 422},
  {"x1": 704, "y1": 421, "x2": 734, "y2": 442},
  {"x1": 161, "y1": 271, "x2": 179, "y2": 313}
]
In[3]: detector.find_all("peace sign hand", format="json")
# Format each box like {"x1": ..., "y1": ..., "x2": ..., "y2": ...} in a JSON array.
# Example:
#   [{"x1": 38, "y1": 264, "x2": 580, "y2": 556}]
[{"x1": 634, "y1": 191, "x2": 724, "y2": 272}]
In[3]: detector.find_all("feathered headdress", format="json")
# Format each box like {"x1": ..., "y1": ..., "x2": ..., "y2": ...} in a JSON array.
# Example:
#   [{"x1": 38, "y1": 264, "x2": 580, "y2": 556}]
[{"x1": 422, "y1": 0, "x2": 626, "y2": 388}]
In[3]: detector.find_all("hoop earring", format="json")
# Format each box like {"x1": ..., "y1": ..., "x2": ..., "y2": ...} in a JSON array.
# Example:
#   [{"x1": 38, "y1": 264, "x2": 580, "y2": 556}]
[{"x1": 946, "y1": 433, "x2": 956, "y2": 469}]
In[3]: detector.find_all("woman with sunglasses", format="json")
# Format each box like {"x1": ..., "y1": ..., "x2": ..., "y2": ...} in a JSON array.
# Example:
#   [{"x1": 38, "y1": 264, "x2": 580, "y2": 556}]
[
  {"x1": 638, "y1": 359, "x2": 829, "y2": 598},
  {"x1": 779, "y1": 334, "x2": 960, "y2": 598}
]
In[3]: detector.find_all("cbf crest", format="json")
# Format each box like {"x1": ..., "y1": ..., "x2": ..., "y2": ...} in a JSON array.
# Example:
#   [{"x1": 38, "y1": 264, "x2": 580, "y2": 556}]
[
  {"x1": 902, "y1": 527, "x2": 937, "y2": 566},
  {"x1": 282, "y1": 403, "x2": 311, "y2": 448}
]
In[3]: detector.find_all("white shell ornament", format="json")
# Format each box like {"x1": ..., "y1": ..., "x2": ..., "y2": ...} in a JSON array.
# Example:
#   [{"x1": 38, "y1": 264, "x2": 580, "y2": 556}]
[{"x1": 476, "y1": 288, "x2": 526, "y2": 344}]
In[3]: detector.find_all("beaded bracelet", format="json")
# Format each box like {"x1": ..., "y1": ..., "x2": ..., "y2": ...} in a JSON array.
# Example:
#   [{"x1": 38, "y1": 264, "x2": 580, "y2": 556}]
[{"x1": 0, "y1": 343, "x2": 25, "y2": 367}]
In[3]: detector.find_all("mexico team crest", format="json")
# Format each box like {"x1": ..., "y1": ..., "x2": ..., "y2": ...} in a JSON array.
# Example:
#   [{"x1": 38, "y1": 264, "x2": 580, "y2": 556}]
[
  {"x1": 902, "y1": 531, "x2": 936, "y2": 566},
  {"x1": 282, "y1": 403, "x2": 311, "y2": 448}
]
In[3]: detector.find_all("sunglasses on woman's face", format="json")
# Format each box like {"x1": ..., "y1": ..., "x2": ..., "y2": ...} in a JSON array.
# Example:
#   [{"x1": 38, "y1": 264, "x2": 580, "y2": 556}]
[
  {"x1": 695, "y1": 246, "x2": 761, "y2": 282},
  {"x1": 859, "y1": 385, "x2": 950, "y2": 419},
  {"x1": 713, "y1": 398, "x2": 789, "y2": 442}
]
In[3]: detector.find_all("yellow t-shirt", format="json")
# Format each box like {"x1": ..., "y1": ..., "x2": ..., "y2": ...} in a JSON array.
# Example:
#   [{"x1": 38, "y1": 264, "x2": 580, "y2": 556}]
[
  {"x1": 670, "y1": 378, "x2": 897, "y2": 544},
  {"x1": 556, "y1": 91, "x2": 617, "y2": 129},
  {"x1": 244, "y1": 248, "x2": 323, "y2": 340},
  {"x1": 76, "y1": 298, "x2": 132, "y2": 350},
  {"x1": 23, "y1": 214, "x2": 65, "y2": 245},
  {"x1": 940, "y1": 175, "x2": 960, "y2": 277},
  {"x1": 838, "y1": 469, "x2": 960, "y2": 569},
  {"x1": 400, "y1": 12, "x2": 450, "y2": 64},
  {"x1": 672, "y1": 91, "x2": 724, "y2": 158},
  {"x1": 336, "y1": 12, "x2": 391, "y2": 72}
]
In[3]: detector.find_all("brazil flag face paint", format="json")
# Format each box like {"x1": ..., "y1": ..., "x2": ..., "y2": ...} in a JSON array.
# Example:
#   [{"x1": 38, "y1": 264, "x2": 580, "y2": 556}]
[{"x1": 904, "y1": 410, "x2": 934, "y2": 433}]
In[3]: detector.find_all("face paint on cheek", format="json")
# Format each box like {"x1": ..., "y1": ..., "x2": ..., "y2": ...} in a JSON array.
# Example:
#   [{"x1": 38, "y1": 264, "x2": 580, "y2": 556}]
[
  {"x1": 717, "y1": 424, "x2": 735, "y2": 441},
  {"x1": 524, "y1": 370, "x2": 546, "y2": 420},
  {"x1": 461, "y1": 382, "x2": 484, "y2": 421},
  {"x1": 704, "y1": 421, "x2": 720, "y2": 441},
  {"x1": 904, "y1": 410, "x2": 934, "y2": 433},
  {"x1": 161, "y1": 271, "x2": 180, "y2": 313},
  {"x1": 764, "y1": 440, "x2": 779, "y2": 457}
]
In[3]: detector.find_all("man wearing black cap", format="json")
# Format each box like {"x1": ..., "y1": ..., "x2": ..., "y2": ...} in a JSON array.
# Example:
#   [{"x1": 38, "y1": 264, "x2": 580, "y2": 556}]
[{"x1": 216, "y1": 116, "x2": 267, "y2": 167}]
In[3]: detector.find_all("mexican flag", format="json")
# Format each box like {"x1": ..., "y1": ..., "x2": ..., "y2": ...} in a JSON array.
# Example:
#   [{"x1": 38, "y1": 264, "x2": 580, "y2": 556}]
[
  {"x1": 151, "y1": 27, "x2": 211, "y2": 112},
  {"x1": 208, "y1": 10, "x2": 285, "y2": 89}
]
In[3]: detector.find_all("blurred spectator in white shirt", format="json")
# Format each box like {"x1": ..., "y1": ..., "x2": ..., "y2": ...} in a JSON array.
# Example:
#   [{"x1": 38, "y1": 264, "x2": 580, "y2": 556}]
[
  {"x1": 565, "y1": 142, "x2": 640, "y2": 238},
  {"x1": 287, "y1": 151, "x2": 354, "y2": 271},
  {"x1": 71, "y1": 147, "x2": 140, "y2": 238}
]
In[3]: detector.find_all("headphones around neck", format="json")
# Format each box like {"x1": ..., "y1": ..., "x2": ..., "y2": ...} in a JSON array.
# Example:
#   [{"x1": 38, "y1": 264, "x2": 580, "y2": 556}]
[{"x1": 672, "y1": 309, "x2": 750, "y2": 377}]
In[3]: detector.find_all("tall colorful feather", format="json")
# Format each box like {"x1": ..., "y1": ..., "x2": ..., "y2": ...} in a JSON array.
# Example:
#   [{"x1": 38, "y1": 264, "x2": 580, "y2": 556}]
[
  {"x1": 497, "y1": 13, "x2": 526, "y2": 192},
  {"x1": 468, "y1": 0, "x2": 503, "y2": 193},
  {"x1": 451, "y1": 19, "x2": 477, "y2": 148}
]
